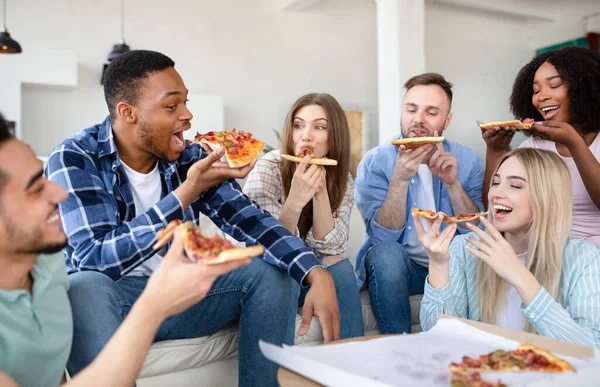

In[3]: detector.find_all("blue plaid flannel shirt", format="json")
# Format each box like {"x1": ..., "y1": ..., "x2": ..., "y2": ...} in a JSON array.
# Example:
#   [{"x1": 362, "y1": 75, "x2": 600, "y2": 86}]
[{"x1": 45, "y1": 116, "x2": 322, "y2": 284}]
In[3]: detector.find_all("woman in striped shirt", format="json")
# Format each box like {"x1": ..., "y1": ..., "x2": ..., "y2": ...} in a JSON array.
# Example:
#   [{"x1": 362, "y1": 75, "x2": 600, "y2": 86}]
[
  {"x1": 243, "y1": 93, "x2": 364, "y2": 339},
  {"x1": 416, "y1": 148, "x2": 600, "y2": 348}
]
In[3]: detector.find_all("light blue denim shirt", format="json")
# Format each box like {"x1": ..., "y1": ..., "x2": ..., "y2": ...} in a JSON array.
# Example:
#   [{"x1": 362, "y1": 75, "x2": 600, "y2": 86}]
[{"x1": 354, "y1": 135, "x2": 484, "y2": 287}]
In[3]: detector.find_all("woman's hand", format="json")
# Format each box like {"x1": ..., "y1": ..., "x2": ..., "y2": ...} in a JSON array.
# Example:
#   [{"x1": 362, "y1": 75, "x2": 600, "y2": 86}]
[
  {"x1": 464, "y1": 217, "x2": 532, "y2": 284},
  {"x1": 531, "y1": 121, "x2": 579, "y2": 147},
  {"x1": 465, "y1": 217, "x2": 541, "y2": 304},
  {"x1": 413, "y1": 214, "x2": 457, "y2": 264},
  {"x1": 288, "y1": 155, "x2": 326, "y2": 208},
  {"x1": 482, "y1": 127, "x2": 515, "y2": 153}
]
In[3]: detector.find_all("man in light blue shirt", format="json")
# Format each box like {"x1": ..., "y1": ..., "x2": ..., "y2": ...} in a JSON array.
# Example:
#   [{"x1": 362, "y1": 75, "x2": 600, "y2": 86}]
[{"x1": 355, "y1": 73, "x2": 484, "y2": 334}]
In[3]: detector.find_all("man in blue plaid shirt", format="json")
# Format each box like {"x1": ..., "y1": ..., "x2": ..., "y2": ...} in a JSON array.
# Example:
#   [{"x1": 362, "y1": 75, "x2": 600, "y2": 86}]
[{"x1": 46, "y1": 50, "x2": 340, "y2": 386}]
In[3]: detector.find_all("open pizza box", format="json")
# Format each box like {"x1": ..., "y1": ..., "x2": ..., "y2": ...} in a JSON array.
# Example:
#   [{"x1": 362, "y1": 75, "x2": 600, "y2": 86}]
[{"x1": 260, "y1": 315, "x2": 600, "y2": 386}]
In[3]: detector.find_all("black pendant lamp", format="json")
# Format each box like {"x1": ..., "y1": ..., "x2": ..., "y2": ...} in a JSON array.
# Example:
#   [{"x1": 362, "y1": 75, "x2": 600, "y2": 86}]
[
  {"x1": 0, "y1": 0, "x2": 22, "y2": 54},
  {"x1": 107, "y1": 0, "x2": 129, "y2": 61}
]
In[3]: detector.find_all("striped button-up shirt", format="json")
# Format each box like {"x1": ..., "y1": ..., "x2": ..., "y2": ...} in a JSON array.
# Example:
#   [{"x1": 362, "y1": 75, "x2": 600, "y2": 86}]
[
  {"x1": 420, "y1": 234, "x2": 600, "y2": 349},
  {"x1": 243, "y1": 150, "x2": 355, "y2": 257},
  {"x1": 45, "y1": 116, "x2": 322, "y2": 284}
]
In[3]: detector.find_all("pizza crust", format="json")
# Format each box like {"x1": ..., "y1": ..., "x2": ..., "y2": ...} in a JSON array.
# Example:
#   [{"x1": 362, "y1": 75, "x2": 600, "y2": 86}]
[
  {"x1": 391, "y1": 136, "x2": 444, "y2": 149},
  {"x1": 203, "y1": 245, "x2": 265, "y2": 265},
  {"x1": 477, "y1": 120, "x2": 534, "y2": 130},
  {"x1": 280, "y1": 153, "x2": 338, "y2": 166},
  {"x1": 411, "y1": 208, "x2": 489, "y2": 223},
  {"x1": 517, "y1": 344, "x2": 575, "y2": 372}
]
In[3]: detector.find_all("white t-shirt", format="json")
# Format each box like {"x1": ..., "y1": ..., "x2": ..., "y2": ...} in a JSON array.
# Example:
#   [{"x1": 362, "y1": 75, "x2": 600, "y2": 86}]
[
  {"x1": 405, "y1": 165, "x2": 436, "y2": 267},
  {"x1": 122, "y1": 160, "x2": 164, "y2": 277},
  {"x1": 495, "y1": 252, "x2": 528, "y2": 331}
]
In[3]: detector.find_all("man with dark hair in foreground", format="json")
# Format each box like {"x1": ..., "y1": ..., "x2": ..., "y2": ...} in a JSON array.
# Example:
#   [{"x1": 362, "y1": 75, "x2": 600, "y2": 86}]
[{"x1": 0, "y1": 112, "x2": 250, "y2": 387}]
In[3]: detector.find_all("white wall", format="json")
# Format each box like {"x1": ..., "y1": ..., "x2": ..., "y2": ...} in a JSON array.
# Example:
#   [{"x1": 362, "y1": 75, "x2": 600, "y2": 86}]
[
  {"x1": 7, "y1": 0, "x2": 595, "y2": 160},
  {"x1": 9, "y1": 0, "x2": 378, "y2": 156},
  {"x1": 424, "y1": 2, "x2": 535, "y2": 159}
]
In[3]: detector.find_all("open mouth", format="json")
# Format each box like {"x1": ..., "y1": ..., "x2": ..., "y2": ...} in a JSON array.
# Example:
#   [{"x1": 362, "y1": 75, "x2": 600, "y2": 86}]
[
  {"x1": 172, "y1": 131, "x2": 186, "y2": 151},
  {"x1": 493, "y1": 204, "x2": 513, "y2": 216},
  {"x1": 540, "y1": 105, "x2": 560, "y2": 119},
  {"x1": 47, "y1": 212, "x2": 60, "y2": 225}
]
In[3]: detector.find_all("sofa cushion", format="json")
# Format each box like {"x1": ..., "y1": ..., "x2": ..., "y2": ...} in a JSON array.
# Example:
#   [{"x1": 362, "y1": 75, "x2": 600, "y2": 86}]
[{"x1": 140, "y1": 291, "x2": 423, "y2": 378}]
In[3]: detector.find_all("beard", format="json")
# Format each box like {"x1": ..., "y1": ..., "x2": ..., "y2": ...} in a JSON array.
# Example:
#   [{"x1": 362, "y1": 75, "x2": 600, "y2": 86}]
[
  {"x1": 138, "y1": 117, "x2": 171, "y2": 161},
  {"x1": 401, "y1": 122, "x2": 446, "y2": 138},
  {"x1": 0, "y1": 202, "x2": 68, "y2": 255}
]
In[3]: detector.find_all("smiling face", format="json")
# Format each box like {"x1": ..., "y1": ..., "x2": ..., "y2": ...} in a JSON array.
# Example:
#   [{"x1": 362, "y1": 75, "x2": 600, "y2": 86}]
[
  {"x1": 400, "y1": 84, "x2": 453, "y2": 138},
  {"x1": 125, "y1": 67, "x2": 193, "y2": 163},
  {"x1": 488, "y1": 156, "x2": 533, "y2": 235},
  {"x1": 532, "y1": 61, "x2": 570, "y2": 122},
  {"x1": 292, "y1": 104, "x2": 329, "y2": 158},
  {"x1": 0, "y1": 140, "x2": 68, "y2": 257}
]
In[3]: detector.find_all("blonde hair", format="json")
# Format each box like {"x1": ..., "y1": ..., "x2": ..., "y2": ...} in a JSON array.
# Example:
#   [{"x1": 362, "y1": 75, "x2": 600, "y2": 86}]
[
  {"x1": 280, "y1": 93, "x2": 351, "y2": 238},
  {"x1": 478, "y1": 148, "x2": 572, "y2": 333}
]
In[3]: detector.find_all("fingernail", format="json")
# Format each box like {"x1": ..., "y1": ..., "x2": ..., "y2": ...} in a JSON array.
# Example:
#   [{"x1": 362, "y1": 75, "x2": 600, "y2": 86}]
[
  {"x1": 534, "y1": 121, "x2": 543, "y2": 125},
  {"x1": 479, "y1": 216, "x2": 486, "y2": 221}
]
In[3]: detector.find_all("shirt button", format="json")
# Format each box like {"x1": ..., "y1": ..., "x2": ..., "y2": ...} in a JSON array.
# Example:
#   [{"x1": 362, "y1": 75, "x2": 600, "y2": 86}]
[
  {"x1": 413, "y1": 202, "x2": 416, "y2": 205},
  {"x1": 530, "y1": 314, "x2": 536, "y2": 318},
  {"x1": 411, "y1": 179, "x2": 415, "y2": 183},
  {"x1": 408, "y1": 226, "x2": 412, "y2": 230}
]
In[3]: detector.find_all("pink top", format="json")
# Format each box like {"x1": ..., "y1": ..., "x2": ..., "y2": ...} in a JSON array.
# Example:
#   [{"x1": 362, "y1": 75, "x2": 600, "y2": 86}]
[{"x1": 519, "y1": 134, "x2": 600, "y2": 248}]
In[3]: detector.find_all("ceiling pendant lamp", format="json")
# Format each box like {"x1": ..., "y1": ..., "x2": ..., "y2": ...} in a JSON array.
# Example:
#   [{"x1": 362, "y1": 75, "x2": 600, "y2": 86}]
[
  {"x1": 107, "y1": 0, "x2": 130, "y2": 61},
  {"x1": 0, "y1": 0, "x2": 22, "y2": 54}
]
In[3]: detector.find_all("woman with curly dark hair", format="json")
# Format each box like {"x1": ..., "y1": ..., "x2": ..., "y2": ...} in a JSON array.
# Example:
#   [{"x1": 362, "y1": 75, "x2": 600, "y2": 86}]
[{"x1": 482, "y1": 46, "x2": 600, "y2": 248}]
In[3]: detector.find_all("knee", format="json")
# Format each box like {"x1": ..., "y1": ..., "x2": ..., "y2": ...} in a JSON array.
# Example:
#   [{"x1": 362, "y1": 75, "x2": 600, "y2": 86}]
[
  {"x1": 253, "y1": 259, "x2": 298, "y2": 300},
  {"x1": 365, "y1": 242, "x2": 410, "y2": 277},
  {"x1": 67, "y1": 271, "x2": 119, "y2": 307}
]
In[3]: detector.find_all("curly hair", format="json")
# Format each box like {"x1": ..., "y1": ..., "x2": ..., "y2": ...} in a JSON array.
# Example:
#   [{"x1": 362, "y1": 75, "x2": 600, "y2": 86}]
[{"x1": 509, "y1": 46, "x2": 600, "y2": 135}]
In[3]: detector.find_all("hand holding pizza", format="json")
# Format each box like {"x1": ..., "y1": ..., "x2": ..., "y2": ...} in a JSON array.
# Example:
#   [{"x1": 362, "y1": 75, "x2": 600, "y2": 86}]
[
  {"x1": 482, "y1": 127, "x2": 515, "y2": 153},
  {"x1": 141, "y1": 228, "x2": 251, "y2": 320},
  {"x1": 531, "y1": 121, "x2": 580, "y2": 148},
  {"x1": 289, "y1": 155, "x2": 326, "y2": 208},
  {"x1": 413, "y1": 213, "x2": 457, "y2": 264},
  {"x1": 185, "y1": 146, "x2": 257, "y2": 195},
  {"x1": 464, "y1": 217, "x2": 532, "y2": 288},
  {"x1": 427, "y1": 132, "x2": 458, "y2": 185},
  {"x1": 392, "y1": 143, "x2": 432, "y2": 182}
]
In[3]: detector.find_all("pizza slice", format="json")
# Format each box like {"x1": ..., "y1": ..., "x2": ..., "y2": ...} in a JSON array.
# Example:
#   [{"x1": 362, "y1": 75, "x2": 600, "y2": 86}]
[
  {"x1": 451, "y1": 371, "x2": 505, "y2": 387},
  {"x1": 443, "y1": 211, "x2": 489, "y2": 223},
  {"x1": 411, "y1": 208, "x2": 444, "y2": 220},
  {"x1": 448, "y1": 344, "x2": 575, "y2": 374},
  {"x1": 477, "y1": 118, "x2": 535, "y2": 131},
  {"x1": 391, "y1": 136, "x2": 445, "y2": 149},
  {"x1": 280, "y1": 146, "x2": 338, "y2": 166},
  {"x1": 190, "y1": 129, "x2": 266, "y2": 168},
  {"x1": 153, "y1": 220, "x2": 264, "y2": 264},
  {"x1": 411, "y1": 208, "x2": 489, "y2": 223}
]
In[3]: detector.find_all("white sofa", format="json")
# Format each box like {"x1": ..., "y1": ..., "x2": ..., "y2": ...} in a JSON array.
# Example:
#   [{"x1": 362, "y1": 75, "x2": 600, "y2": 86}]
[{"x1": 137, "y1": 206, "x2": 423, "y2": 386}]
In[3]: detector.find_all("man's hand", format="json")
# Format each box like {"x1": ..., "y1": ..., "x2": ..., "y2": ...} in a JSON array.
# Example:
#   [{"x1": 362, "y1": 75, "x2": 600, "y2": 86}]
[
  {"x1": 481, "y1": 127, "x2": 515, "y2": 153},
  {"x1": 140, "y1": 229, "x2": 251, "y2": 320},
  {"x1": 392, "y1": 143, "x2": 432, "y2": 182},
  {"x1": 298, "y1": 267, "x2": 340, "y2": 343},
  {"x1": 177, "y1": 146, "x2": 257, "y2": 207},
  {"x1": 428, "y1": 132, "x2": 458, "y2": 185}
]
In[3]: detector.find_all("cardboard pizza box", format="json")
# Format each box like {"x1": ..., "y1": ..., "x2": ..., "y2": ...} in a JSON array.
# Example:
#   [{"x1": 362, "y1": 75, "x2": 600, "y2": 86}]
[{"x1": 269, "y1": 315, "x2": 598, "y2": 387}]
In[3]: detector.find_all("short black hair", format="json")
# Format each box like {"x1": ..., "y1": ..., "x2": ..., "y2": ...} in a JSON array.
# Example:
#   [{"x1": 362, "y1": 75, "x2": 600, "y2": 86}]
[
  {"x1": 510, "y1": 46, "x2": 600, "y2": 135},
  {"x1": 0, "y1": 112, "x2": 15, "y2": 192},
  {"x1": 103, "y1": 50, "x2": 175, "y2": 119}
]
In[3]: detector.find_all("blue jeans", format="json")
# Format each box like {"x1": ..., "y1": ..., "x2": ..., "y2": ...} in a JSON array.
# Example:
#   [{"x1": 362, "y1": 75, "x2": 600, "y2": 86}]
[
  {"x1": 298, "y1": 258, "x2": 364, "y2": 339},
  {"x1": 66, "y1": 258, "x2": 298, "y2": 387},
  {"x1": 364, "y1": 242, "x2": 428, "y2": 334}
]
